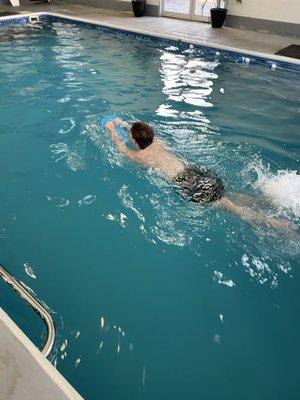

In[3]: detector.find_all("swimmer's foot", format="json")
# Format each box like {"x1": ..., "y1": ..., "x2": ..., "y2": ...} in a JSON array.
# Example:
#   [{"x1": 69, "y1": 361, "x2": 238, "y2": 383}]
[
  {"x1": 264, "y1": 216, "x2": 291, "y2": 230},
  {"x1": 263, "y1": 217, "x2": 300, "y2": 243}
]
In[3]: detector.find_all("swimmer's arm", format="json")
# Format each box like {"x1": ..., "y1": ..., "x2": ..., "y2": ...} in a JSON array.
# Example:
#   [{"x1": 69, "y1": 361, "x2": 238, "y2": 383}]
[{"x1": 106, "y1": 121, "x2": 140, "y2": 162}]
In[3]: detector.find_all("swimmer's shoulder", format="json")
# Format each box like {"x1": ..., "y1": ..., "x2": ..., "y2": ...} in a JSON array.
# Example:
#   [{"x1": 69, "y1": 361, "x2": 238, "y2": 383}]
[{"x1": 152, "y1": 138, "x2": 168, "y2": 151}]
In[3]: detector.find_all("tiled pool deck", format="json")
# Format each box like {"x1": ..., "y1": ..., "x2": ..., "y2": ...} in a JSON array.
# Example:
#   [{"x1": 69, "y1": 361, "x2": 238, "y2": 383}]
[{"x1": 0, "y1": 0, "x2": 300, "y2": 64}]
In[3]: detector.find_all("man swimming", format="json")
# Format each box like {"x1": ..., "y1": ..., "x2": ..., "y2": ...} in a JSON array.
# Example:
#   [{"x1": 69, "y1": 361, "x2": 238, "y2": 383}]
[{"x1": 105, "y1": 119, "x2": 290, "y2": 228}]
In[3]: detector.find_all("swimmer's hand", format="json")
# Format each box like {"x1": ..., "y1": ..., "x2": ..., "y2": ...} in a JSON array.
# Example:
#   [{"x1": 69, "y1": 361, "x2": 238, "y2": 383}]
[
  {"x1": 105, "y1": 120, "x2": 115, "y2": 130},
  {"x1": 105, "y1": 119, "x2": 131, "y2": 131},
  {"x1": 105, "y1": 120, "x2": 140, "y2": 162},
  {"x1": 106, "y1": 119, "x2": 131, "y2": 130},
  {"x1": 106, "y1": 120, "x2": 124, "y2": 147},
  {"x1": 114, "y1": 119, "x2": 132, "y2": 131}
]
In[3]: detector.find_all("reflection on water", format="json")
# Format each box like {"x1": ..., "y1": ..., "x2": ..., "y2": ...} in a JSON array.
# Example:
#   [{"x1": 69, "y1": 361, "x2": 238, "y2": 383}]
[{"x1": 159, "y1": 49, "x2": 217, "y2": 108}]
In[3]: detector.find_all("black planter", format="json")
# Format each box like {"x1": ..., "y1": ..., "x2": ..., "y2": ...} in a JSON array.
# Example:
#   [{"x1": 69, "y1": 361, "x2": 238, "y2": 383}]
[
  {"x1": 210, "y1": 8, "x2": 228, "y2": 28},
  {"x1": 131, "y1": 1, "x2": 146, "y2": 17}
]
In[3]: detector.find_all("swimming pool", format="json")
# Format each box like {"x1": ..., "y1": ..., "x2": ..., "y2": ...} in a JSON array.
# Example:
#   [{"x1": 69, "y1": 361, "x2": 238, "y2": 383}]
[{"x1": 0, "y1": 15, "x2": 299, "y2": 400}]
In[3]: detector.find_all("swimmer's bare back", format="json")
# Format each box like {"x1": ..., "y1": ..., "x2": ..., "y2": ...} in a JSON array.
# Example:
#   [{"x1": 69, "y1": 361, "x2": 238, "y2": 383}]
[
  {"x1": 131, "y1": 140, "x2": 186, "y2": 180},
  {"x1": 106, "y1": 120, "x2": 292, "y2": 231},
  {"x1": 106, "y1": 120, "x2": 185, "y2": 180}
]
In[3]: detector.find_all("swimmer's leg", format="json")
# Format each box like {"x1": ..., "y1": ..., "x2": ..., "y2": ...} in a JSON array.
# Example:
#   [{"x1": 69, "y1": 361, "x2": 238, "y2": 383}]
[
  {"x1": 217, "y1": 195, "x2": 291, "y2": 229},
  {"x1": 233, "y1": 192, "x2": 271, "y2": 211}
]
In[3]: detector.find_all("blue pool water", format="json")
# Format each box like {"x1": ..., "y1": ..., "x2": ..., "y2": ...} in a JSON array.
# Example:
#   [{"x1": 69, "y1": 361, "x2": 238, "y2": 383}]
[{"x1": 0, "y1": 20, "x2": 300, "y2": 400}]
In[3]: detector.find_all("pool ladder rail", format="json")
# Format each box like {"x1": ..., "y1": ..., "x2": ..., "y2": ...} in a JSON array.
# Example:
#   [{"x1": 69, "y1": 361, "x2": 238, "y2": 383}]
[{"x1": 0, "y1": 265, "x2": 55, "y2": 358}]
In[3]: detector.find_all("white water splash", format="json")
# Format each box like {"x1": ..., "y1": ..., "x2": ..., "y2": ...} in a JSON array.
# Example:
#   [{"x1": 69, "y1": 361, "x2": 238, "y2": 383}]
[
  {"x1": 253, "y1": 163, "x2": 300, "y2": 217},
  {"x1": 74, "y1": 357, "x2": 81, "y2": 367},
  {"x1": 213, "y1": 271, "x2": 235, "y2": 287},
  {"x1": 78, "y1": 194, "x2": 96, "y2": 206},
  {"x1": 100, "y1": 316, "x2": 105, "y2": 329},
  {"x1": 60, "y1": 339, "x2": 68, "y2": 352},
  {"x1": 118, "y1": 185, "x2": 145, "y2": 223},
  {"x1": 105, "y1": 213, "x2": 116, "y2": 221},
  {"x1": 24, "y1": 262, "x2": 36, "y2": 279},
  {"x1": 50, "y1": 142, "x2": 85, "y2": 172},
  {"x1": 59, "y1": 117, "x2": 76, "y2": 134},
  {"x1": 241, "y1": 253, "x2": 280, "y2": 288},
  {"x1": 47, "y1": 196, "x2": 70, "y2": 208},
  {"x1": 120, "y1": 213, "x2": 127, "y2": 228}
]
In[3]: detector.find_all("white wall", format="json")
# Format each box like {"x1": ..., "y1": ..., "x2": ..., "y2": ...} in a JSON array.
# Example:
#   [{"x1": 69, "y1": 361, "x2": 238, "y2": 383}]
[
  {"x1": 155, "y1": 1, "x2": 300, "y2": 24},
  {"x1": 228, "y1": 0, "x2": 300, "y2": 24}
]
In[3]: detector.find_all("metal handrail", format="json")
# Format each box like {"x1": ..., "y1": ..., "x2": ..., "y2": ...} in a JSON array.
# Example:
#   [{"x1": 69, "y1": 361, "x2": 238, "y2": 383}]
[{"x1": 0, "y1": 265, "x2": 55, "y2": 357}]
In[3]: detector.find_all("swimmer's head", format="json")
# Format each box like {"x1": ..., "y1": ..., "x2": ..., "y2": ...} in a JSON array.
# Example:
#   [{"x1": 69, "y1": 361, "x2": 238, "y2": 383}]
[{"x1": 130, "y1": 122, "x2": 154, "y2": 149}]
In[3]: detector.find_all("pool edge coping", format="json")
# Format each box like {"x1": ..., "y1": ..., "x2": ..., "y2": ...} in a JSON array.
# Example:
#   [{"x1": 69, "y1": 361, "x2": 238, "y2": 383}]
[
  {"x1": 0, "y1": 307, "x2": 84, "y2": 400},
  {"x1": 1, "y1": 11, "x2": 300, "y2": 67}
]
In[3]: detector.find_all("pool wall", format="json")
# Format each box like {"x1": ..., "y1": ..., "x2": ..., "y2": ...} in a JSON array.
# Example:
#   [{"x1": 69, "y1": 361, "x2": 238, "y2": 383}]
[
  {"x1": 0, "y1": 12, "x2": 299, "y2": 71},
  {"x1": 60, "y1": 0, "x2": 161, "y2": 17}
]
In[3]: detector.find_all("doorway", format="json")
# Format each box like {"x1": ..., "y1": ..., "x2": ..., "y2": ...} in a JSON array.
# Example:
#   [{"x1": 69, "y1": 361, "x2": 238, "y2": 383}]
[{"x1": 161, "y1": 0, "x2": 215, "y2": 22}]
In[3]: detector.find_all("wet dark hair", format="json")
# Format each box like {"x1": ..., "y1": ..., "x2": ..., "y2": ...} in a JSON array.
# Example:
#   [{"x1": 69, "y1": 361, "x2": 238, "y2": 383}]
[{"x1": 130, "y1": 122, "x2": 154, "y2": 150}]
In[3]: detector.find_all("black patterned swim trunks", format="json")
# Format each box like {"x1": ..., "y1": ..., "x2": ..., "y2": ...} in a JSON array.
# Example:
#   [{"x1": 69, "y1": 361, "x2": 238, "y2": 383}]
[{"x1": 173, "y1": 166, "x2": 225, "y2": 204}]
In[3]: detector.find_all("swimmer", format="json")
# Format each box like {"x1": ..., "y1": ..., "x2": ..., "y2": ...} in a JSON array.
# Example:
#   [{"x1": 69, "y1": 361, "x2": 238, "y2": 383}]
[{"x1": 106, "y1": 120, "x2": 291, "y2": 229}]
